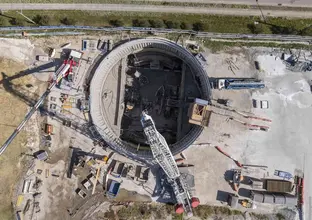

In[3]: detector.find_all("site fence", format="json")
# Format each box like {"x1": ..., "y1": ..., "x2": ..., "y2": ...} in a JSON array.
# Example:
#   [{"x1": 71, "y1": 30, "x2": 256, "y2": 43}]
[{"x1": 1, "y1": 25, "x2": 312, "y2": 42}]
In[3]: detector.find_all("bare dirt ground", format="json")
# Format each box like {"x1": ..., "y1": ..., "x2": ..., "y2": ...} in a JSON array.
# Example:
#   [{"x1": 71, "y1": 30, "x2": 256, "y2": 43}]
[
  {"x1": 1, "y1": 35, "x2": 311, "y2": 220},
  {"x1": 0, "y1": 57, "x2": 43, "y2": 220}
]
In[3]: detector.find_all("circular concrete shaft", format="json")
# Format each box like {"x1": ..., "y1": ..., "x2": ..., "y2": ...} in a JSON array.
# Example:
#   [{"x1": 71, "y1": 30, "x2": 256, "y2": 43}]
[{"x1": 90, "y1": 37, "x2": 211, "y2": 160}]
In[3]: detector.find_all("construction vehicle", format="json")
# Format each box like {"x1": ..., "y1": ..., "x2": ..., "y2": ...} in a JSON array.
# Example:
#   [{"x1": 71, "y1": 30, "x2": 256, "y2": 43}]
[
  {"x1": 210, "y1": 78, "x2": 265, "y2": 90},
  {"x1": 0, "y1": 53, "x2": 79, "y2": 156},
  {"x1": 229, "y1": 169, "x2": 243, "y2": 192},
  {"x1": 141, "y1": 111, "x2": 200, "y2": 216},
  {"x1": 91, "y1": 155, "x2": 110, "y2": 195}
]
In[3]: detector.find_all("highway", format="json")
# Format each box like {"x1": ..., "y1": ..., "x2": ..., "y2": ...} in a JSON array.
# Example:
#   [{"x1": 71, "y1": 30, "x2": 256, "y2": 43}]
[
  {"x1": 0, "y1": 3, "x2": 312, "y2": 18},
  {"x1": 136, "y1": 0, "x2": 312, "y2": 7}
]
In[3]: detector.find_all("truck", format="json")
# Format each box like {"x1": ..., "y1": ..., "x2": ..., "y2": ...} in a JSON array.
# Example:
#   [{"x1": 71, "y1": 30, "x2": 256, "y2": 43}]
[{"x1": 210, "y1": 78, "x2": 265, "y2": 90}]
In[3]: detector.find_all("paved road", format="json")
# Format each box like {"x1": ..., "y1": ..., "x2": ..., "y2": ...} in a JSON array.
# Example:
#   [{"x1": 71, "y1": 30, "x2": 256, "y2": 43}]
[
  {"x1": 137, "y1": 0, "x2": 312, "y2": 7},
  {"x1": 1, "y1": 3, "x2": 312, "y2": 18}
]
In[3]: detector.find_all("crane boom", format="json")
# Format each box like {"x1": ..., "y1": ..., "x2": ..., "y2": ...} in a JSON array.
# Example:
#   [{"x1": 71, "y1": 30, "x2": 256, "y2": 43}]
[
  {"x1": 0, "y1": 63, "x2": 71, "y2": 156},
  {"x1": 141, "y1": 111, "x2": 195, "y2": 216}
]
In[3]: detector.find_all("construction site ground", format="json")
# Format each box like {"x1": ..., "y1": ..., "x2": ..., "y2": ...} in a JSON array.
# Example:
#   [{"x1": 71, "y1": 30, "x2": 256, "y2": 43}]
[
  {"x1": 0, "y1": 42, "x2": 46, "y2": 219},
  {"x1": 0, "y1": 35, "x2": 311, "y2": 220}
]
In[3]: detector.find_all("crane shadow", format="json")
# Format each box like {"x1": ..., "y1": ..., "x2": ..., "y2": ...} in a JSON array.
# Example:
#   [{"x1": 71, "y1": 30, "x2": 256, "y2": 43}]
[
  {"x1": 1, "y1": 72, "x2": 38, "y2": 106},
  {"x1": 0, "y1": 61, "x2": 58, "y2": 85}
]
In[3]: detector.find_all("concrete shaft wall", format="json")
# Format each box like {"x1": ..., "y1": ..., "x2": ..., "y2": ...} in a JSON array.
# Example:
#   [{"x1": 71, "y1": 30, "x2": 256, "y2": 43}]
[{"x1": 90, "y1": 38, "x2": 211, "y2": 160}]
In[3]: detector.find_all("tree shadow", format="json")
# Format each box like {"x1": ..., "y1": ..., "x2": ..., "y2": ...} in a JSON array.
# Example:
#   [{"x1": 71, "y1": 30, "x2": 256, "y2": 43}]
[
  {"x1": 0, "y1": 14, "x2": 15, "y2": 20},
  {"x1": 258, "y1": 20, "x2": 298, "y2": 35}
]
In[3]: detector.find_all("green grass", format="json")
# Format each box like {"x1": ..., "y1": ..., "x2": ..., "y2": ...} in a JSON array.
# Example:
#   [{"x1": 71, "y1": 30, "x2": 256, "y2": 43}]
[
  {"x1": 276, "y1": 213, "x2": 286, "y2": 220},
  {"x1": 117, "y1": 203, "x2": 169, "y2": 220},
  {"x1": 1, "y1": 10, "x2": 312, "y2": 37},
  {"x1": 250, "y1": 212, "x2": 269, "y2": 220},
  {"x1": 193, "y1": 205, "x2": 243, "y2": 218},
  {"x1": 203, "y1": 40, "x2": 312, "y2": 52}
]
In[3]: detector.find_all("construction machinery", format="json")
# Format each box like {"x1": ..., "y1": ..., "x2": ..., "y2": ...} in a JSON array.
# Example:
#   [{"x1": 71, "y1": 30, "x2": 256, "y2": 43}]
[
  {"x1": 0, "y1": 54, "x2": 79, "y2": 156},
  {"x1": 229, "y1": 169, "x2": 243, "y2": 192},
  {"x1": 210, "y1": 78, "x2": 265, "y2": 90},
  {"x1": 92, "y1": 155, "x2": 109, "y2": 195},
  {"x1": 141, "y1": 111, "x2": 199, "y2": 216}
]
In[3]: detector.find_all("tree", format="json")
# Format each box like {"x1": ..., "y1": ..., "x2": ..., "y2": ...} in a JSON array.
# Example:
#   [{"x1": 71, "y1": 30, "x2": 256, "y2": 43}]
[
  {"x1": 300, "y1": 26, "x2": 312, "y2": 36},
  {"x1": 164, "y1": 20, "x2": 180, "y2": 29},
  {"x1": 109, "y1": 19, "x2": 124, "y2": 27},
  {"x1": 0, "y1": 17, "x2": 9, "y2": 26},
  {"x1": 149, "y1": 19, "x2": 165, "y2": 28},
  {"x1": 60, "y1": 17, "x2": 76, "y2": 25},
  {"x1": 180, "y1": 22, "x2": 192, "y2": 30},
  {"x1": 247, "y1": 23, "x2": 263, "y2": 34},
  {"x1": 33, "y1": 15, "x2": 51, "y2": 25},
  {"x1": 193, "y1": 21, "x2": 204, "y2": 31},
  {"x1": 132, "y1": 19, "x2": 150, "y2": 27}
]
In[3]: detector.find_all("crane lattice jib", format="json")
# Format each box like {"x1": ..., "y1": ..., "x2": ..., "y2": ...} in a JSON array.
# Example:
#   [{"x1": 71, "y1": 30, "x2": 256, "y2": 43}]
[{"x1": 141, "y1": 118, "x2": 180, "y2": 179}]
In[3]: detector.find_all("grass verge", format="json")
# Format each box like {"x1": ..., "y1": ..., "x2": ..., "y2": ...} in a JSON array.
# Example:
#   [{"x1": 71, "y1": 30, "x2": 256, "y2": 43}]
[
  {"x1": 1, "y1": 10, "x2": 312, "y2": 36},
  {"x1": 115, "y1": 203, "x2": 244, "y2": 219},
  {"x1": 203, "y1": 40, "x2": 312, "y2": 52}
]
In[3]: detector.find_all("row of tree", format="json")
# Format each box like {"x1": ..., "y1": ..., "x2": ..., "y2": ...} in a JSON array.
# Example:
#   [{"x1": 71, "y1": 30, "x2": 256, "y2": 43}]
[
  {"x1": 110, "y1": 19, "x2": 205, "y2": 31},
  {"x1": 248, "y1": 23, "x2": 312, "y2": 36},
  {"x1": 1, "y1": 15, "x2": 312, "y2": 36},
  {"x1": 0, "y1": 15, "x2": 205, "y2": 31},
  {"x1": 0, "y1": 15, "x2": 76, "y2": 26}
]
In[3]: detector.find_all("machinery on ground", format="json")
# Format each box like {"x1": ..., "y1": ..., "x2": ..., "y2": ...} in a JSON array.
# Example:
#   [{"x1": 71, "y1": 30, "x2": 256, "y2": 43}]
[
  {"x1": 210, "y1": 78, "x2": 265, "y2": 90},
  {"x1": 0, "y1": 54, "x2": 78, "y2": 156},
  {"x1": 141, "y1": 111, "x2": 200, "y2": 216},
  {"x1": 229, "y1": 169, "x2": 243, "y2": 192}
]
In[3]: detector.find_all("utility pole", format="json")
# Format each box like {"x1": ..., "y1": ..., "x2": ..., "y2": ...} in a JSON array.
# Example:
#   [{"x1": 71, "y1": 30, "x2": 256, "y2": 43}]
[
  {"x1": 256, "y1": 0, "x2": 266, "y2": 22},
  {"x1": 17, "y1": 0, "x2": 36, "y2": 25}
]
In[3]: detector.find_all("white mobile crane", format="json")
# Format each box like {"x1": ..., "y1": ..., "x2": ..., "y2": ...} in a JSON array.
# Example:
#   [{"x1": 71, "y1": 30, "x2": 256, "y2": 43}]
[
  {"x1": 141, "y1": 111, "x2": 200, "y2": 216},
  {"x1": 0, "y1": 58, "x2": 75, "y2": 156}
]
